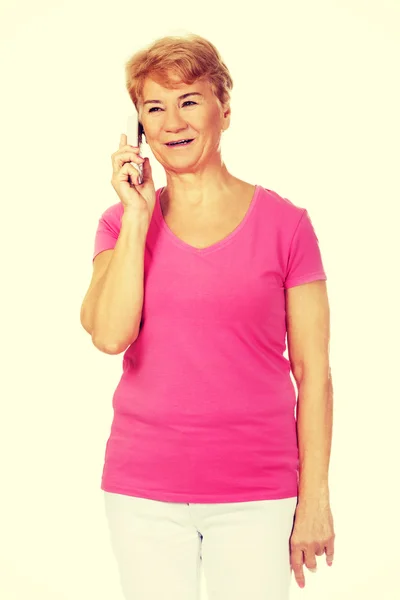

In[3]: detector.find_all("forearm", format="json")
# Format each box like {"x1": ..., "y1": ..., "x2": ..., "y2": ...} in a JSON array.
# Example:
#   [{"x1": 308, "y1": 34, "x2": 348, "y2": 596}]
[
  {"x1": 296, "y1": 370, "x2": 333, "y2": 505},
  {"x1": 92, "y1": 209, "x2": 149, "y2": 353}
]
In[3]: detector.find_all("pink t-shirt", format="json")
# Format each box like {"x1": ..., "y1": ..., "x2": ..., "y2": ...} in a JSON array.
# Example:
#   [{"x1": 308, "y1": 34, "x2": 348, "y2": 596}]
[{"x1": 92, "y1": 184, "x2": 327, "y2": 503}]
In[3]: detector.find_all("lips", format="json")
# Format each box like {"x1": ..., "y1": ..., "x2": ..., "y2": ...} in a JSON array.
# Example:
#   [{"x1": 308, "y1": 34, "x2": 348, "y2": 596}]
[{"x1": 165, "y1": 139, "x2": 194, "y2": 146}]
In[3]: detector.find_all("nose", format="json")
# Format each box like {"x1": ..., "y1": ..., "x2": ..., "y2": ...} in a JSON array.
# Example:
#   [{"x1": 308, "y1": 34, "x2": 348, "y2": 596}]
[{"x1": 163, "y1": 110, "x2": 189, "y2": 134}]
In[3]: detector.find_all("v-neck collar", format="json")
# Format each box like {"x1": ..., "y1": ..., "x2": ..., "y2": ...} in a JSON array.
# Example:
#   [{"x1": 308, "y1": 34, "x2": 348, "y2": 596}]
[{"x1": 153, "y1": 184, "x2": 261, "y2": 255}]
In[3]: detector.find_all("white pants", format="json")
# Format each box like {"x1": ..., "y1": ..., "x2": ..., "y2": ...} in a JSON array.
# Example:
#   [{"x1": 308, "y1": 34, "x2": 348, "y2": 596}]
[{"x1": 104, "y1": 491, "x2": 298, "y2": 600}]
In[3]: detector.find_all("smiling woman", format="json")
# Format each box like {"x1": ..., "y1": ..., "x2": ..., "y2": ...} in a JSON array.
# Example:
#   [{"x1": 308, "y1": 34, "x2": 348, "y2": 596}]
[
  {"x1": 86, "y1": 32, "x2": 334, "y2": 600},
  {"x1": 120, "y1": 35, "x2": 236, "y2": 188}
]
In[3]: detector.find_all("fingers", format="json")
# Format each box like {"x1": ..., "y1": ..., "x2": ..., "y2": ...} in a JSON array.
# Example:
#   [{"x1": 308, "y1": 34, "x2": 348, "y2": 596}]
[
  {"x1": 113, "y1": 145, "x2": 143, "y2": 158},
  {"x1": 112, "y1": 151, "x2": 145, "y2": 176},
  {"x1": 291, "y1": 544, "x2": 334, "y2": 588},
  {"x1": 304, "y1": 547, "x2": 318, "y2": 572},
  {"x1": 126, "y1": 162, "x2": 141, "y2": 186},
  {"x1": 119, "y1": 133, "x2": 140, "y2": 152},
  {"x1": 119, "y1": 150, "x2": 145, "y2": 163},
  {"x1": 325, "y1": 537, "x2": 335, "y2": 565},
  {"x1": 114, "y1": 134, "x2": 150, "y2": 187},
  {"x1": 290, "y1": 548, "x2": 305, "y2": 588},
  {"x1": 118, "y1": 161, "x2": 141, "y2": 187}
]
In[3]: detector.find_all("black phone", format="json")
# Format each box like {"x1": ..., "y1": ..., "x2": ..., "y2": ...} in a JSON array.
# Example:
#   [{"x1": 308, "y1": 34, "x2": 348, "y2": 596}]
[
  {"x1": 138, "y1": 121, "x2": 144, "y2": 142},
  {"x1": 127, "y1": 114, "x2": 144, "y2": 184}
]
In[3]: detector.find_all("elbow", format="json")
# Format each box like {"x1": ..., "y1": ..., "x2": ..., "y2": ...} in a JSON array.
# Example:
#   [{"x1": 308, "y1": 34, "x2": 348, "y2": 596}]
[
  {"x1": 91, "y1": 335, "x2": 120, "y2": 355},
  {"x1": 88, "y1": 312, "x2": 141, "y2": 355},
  {"x1": 92, "y1": 330, "x2": 139, "y2": 355}
]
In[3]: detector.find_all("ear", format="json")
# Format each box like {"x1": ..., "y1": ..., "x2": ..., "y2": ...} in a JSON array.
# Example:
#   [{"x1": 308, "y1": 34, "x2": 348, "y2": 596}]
[{"x1": 222, "y1": 103, "x2": 231, "y2": 132}]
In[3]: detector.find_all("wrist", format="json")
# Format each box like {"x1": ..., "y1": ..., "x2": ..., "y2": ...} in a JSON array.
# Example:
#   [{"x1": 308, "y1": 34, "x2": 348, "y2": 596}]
[
  {"x1": 122, "y1": 207, "x2": 149, "y2": 230},
  {"x1": 297, "y1": 484, "x2": 330, "y2": 507}
]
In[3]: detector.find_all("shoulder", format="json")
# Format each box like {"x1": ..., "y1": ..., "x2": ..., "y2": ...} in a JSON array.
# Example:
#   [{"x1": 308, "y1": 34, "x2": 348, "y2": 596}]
[
  {"x1": 98, "y1": 201, "x2": 123, "y2": 224},
  {"x1": 256, "y1": 185, "x2": 307, "y2": 228}
]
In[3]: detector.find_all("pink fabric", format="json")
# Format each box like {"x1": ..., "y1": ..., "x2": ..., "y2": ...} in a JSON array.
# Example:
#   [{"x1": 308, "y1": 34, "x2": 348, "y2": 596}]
[{"x1": 92, "y1": 185, "x2": 327, "y2": 502}]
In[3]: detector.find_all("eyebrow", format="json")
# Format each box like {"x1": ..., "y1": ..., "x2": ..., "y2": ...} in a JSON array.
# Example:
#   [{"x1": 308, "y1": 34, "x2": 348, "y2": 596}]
[{"x1": 143, "y1": 92, "x2": 203, "y2": 106}]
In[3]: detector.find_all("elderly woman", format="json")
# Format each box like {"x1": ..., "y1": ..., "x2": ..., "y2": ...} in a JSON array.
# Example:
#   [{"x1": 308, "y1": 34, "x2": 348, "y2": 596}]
[{"x1": 80, "y1": 33, "x2": 335, "y2": 600}]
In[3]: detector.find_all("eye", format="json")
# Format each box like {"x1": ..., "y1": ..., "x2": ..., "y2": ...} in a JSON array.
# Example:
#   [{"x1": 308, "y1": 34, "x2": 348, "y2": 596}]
[{"x1": 148, "y1": 101, "x2": 197, "y2": 113}]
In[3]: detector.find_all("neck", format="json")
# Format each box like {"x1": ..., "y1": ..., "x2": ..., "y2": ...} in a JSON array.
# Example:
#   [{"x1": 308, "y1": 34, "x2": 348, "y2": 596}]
[{"x1": 160, "y1": 165, "x2": 240, "y2": 214}]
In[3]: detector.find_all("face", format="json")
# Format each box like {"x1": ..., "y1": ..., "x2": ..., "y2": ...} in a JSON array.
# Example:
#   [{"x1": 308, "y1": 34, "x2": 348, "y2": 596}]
[{"x1": 138, "y1": 74, "x2": 230, "y2": 171}]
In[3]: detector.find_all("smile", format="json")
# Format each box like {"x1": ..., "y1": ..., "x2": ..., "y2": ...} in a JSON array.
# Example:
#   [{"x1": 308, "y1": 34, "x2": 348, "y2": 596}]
[{"x1": 165, "y1": 139, "x2": 195, "y2": 148}]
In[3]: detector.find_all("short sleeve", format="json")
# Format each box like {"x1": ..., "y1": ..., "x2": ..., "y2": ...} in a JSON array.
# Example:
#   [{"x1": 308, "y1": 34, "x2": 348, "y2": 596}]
[
  {"x1": 92, "y1": 204, "x2": 122, "y2": 262},
  {"x1": 284, "y1": 209, "x2": 327, "y2": 289}
]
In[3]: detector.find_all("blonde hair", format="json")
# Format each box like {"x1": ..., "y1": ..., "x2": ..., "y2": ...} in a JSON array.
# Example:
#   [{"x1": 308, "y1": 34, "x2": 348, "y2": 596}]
[{"x1": 124, "y1": 33, "x2": 233, "y2": 117}]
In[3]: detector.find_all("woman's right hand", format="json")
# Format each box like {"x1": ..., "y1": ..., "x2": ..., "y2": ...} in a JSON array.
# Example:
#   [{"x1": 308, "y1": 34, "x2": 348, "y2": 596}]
[{"x1": 111, "y1": 133, "x2": 156, "y2": 223}]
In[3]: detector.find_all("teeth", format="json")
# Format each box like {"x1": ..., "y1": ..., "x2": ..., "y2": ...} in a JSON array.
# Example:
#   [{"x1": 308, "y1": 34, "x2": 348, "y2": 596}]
[{"x1": 168, "y1": 139, "x2": 191, "y2": 145}]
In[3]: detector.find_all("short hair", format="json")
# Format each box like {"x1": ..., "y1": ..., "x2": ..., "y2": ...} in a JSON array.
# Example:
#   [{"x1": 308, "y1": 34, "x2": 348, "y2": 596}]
[{"x1": 124, "y1": 33, "x2": 233, "y2": 117}]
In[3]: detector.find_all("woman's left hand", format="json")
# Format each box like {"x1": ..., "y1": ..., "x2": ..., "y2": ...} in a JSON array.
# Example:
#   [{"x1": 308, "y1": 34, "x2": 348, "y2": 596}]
[{"x1": 289, "y1": 499, "x2": 335, "y2": 588}]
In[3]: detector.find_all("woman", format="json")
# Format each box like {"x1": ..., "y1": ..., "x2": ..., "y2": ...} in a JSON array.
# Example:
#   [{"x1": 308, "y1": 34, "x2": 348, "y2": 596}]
[{"x1": 80, "y1": 33, "x2": 335, "y2": 600}]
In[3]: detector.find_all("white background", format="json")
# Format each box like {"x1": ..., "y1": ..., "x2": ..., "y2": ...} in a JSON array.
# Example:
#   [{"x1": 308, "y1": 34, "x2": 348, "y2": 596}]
[{"x1": 1, "y1": 1, "x2": 399, "y2": 598}]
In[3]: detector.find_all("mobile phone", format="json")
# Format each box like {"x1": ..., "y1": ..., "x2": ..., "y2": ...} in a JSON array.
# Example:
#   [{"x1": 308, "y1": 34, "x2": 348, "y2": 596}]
[{"x1": 126, "y1": 114, "x2": 144, "y2": 185}]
